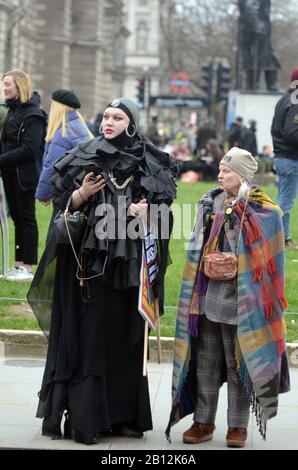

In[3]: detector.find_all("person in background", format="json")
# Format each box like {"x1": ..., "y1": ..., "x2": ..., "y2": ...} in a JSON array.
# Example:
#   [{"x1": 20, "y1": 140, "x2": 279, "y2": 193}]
[
  {"x1": 192, "y1": 139, "x2": 222, "y2": 182},
  {"x1": 36, "y1": 89, "x2": 93, "y2": 210},
  {"x1": 0, "y1": 69, "x2": 47, "y2": 281},
  {"x1": 259, "y1": 145, "x2": 274, "y2": 172},
  {"x1": 161, "y1": 137, "x2": 175, "y2": 156},
  {"x1": 228, "y1": 116, "x2": 244, "y2": 148},
  {"x1": 187, "y1": 123, "x2": 198, "y2": 155},
  {"x1": 175, "y1": 120, "x2": 188, "y2": 145},
  {"x1": 0, "y1": 82, "x2": 7, "y2": 130},
  {"x1": 166, "y1": 147, "x2": 290, "y2": 448},
  {"x1": 241, "y1": 119, "x2": 258, "y2": 156},
  {"x1": 196, "y1": 121, "x2": 216, "y2": 153},
  {"x1": 171, "y1": 138, "x2": 192, "y2": 177},
  {"x1": 147, "y1": 115, "x2": 161, "y2": 147},
  {"x1": 261, "y1": 144, "x2": 274, "y2": 158},
  {"x1": 271, "y1": 67, "x2": 298, "y2": 249}
]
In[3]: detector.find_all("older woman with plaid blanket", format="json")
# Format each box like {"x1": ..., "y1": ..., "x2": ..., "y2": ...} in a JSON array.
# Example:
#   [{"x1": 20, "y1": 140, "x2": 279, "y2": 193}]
[{"x1": 166, "y1": 147, "x2": 290, "y2": 448}]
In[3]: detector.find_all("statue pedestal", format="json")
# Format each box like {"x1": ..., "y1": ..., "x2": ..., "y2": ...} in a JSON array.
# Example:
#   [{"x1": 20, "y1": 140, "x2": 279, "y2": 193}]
[{"x1": 227, "y1": 90, "x2": 283, "y2": 152}]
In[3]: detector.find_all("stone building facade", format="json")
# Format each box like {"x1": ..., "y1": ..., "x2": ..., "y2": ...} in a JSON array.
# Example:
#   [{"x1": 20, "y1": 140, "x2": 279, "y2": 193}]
[
  {"x1": 0, "y1": 0, "x2": 36, "y2": 76},
  {"x1": 122, "y1": 0, "x2": 161, "y2": 128},
  {"x1": 0, "y1": 0, "x2": 129, "y2": 116},
  {"x1": 0, "y1": 0, "x2": 166, "y2": 123},
  {"x1": 33, "y1": 0, "x2": 129, "y2": 115}
]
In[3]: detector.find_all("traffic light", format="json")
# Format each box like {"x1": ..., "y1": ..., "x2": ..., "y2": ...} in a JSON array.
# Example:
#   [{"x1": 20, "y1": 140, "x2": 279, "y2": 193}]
[
  {"x1": 200, "y1": 63, "x2": 213, "y2": 106},
  {"x1": 136, "y1": 77, "x2": 146, "y2": 108},
  {"x1": 216, "y1": 63, "x2": 230, "y2": 103}
]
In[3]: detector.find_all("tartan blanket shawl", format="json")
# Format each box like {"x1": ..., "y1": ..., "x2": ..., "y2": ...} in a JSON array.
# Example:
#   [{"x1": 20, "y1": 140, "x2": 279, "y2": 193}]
[{"x1": 166, "y1": 187, "x2": 290, "y2": 441}]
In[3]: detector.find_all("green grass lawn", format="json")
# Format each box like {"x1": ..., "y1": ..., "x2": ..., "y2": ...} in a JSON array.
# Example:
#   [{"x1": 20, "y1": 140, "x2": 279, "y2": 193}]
[{"x1": 1, "y1": 182, "x2": 298, "y2": 341}]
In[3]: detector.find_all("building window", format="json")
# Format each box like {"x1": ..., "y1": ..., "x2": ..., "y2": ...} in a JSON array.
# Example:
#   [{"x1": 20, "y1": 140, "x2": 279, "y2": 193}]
[{"x1": 137, "y1": 22, "x2": 148, "y2": 52}]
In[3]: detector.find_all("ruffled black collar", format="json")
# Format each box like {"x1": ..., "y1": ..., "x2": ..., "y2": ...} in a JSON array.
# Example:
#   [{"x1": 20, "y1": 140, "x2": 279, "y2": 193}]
[
  {"x1": 107, "y1": 129, "x2": 135, "y2": 149},
  {"x1": 53, "y1": 133, "x2": 178, "y2": 204},
  {"x1": 95, "y1": 134, "x2": 145, "y2": 176}
]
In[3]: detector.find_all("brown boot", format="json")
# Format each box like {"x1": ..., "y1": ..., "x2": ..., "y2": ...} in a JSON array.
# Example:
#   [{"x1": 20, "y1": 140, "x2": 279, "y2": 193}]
[
  {"x1": 226, "y1": 427, "x2": 247, "y2": 448},
  {"x1": 183, "y1": 422, "x2": 215, "y2": 444}
]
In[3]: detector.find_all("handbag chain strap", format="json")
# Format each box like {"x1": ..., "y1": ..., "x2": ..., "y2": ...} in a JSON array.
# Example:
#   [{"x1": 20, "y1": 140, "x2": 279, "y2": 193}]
[
  {"x1": 63, "y1": 206, "x2": 83, "y2": 272},
  {"x1": 63, "y1": 192, "x2": 108, "y2": 286},
  {"x1": 235, "y1": 195, "x2": 249, "y2": 257}
]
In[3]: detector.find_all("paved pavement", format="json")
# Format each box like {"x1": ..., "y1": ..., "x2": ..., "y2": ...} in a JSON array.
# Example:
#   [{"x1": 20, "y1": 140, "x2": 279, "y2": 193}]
[{"x1": 0, "y1": 343, "x2": 297, "y2": 451}]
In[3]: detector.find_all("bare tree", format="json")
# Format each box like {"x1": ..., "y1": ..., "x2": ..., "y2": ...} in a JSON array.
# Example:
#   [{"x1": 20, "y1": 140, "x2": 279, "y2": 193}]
[
  {"x1": 160, "y1": 0, "x2": 298, "y2": 94},
  {"x1": 160, "y1": 0, "x2": 237, "y2": 93}
]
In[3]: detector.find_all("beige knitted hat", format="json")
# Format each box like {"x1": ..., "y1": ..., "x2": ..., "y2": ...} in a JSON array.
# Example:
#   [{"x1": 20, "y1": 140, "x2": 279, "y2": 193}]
[{"x1": 220, "y1": 147, "x2": 258, "y2": 183}]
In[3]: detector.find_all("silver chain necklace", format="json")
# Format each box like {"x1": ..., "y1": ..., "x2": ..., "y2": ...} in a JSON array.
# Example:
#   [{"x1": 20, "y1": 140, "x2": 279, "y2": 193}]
[{"x1": 108, "y1": 171, "x2": 134, "y2": 190}]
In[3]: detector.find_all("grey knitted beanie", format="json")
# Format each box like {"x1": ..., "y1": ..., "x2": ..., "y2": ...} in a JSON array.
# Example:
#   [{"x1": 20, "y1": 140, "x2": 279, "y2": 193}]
[
  {"x1": 107, "y1": 97, "x2": 140, "y2": 130},
  {"x1": 220, "y1": 147, "x2": 258, "y2": 183}
]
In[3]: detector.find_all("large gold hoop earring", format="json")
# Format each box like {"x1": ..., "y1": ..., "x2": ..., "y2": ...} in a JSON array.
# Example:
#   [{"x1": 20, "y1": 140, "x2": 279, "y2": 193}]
[{"x1": 125, "y1": 123, "x2": 136, "y2": 138}]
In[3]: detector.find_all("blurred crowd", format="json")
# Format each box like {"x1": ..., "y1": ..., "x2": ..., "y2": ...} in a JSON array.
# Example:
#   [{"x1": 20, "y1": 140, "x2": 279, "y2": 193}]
[{"x1": 142, "y1": 115, "x2": 275, "y2": 183}]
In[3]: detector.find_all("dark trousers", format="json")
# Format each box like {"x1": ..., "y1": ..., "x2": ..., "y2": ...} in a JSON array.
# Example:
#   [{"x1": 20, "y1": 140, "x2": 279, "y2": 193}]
[{"x1": 2, "y1": 170, "x2": 38, "y2": 264}]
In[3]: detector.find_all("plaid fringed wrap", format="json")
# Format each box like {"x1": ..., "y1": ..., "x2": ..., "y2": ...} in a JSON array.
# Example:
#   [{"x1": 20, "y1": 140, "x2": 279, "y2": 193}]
[{"x1": 165, "y1": 187, "x2": 290, "y2": 442}]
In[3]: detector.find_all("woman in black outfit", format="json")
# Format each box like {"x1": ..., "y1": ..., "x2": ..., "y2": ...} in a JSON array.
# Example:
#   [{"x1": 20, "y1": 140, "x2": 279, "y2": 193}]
[
  {"x1": 28, "y1": 97, "x2": 177, "y2": 445},
  {"x1": 0, "y1": 69, "x2": 47, "y2": 281}
]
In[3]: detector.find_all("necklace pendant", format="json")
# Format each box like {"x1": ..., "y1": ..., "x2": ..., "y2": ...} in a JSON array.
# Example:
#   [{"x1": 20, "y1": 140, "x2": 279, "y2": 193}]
[{"x1": 108, "y1": 171, "x2": 134, "y2": 190}]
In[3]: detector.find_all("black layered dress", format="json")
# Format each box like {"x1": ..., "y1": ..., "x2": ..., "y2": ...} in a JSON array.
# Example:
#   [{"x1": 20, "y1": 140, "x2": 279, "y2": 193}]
[{"x1": 28, "y1": 133, "x2": 177, "y2": 444}]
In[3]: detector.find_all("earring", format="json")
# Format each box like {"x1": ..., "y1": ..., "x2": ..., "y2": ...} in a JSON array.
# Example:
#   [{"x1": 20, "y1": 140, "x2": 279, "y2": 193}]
[{"x1": 125, "y1": 123, "x2": 136, "y2": 138}]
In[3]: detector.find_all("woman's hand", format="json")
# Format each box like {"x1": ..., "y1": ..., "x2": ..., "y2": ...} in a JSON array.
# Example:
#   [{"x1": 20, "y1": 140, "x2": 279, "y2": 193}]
[
  {"x1": 128, "y1": 198, "x2": 148, "y2": 218},
  {"x1": 71, "y1": 173, "x2": 106, "y2": 210},
  {"x1": 39, "y1": 199, "x2": 51, "y2": 206},
  {"x1": 80, "y1": 173, "x2": 106, "y2": 200}
]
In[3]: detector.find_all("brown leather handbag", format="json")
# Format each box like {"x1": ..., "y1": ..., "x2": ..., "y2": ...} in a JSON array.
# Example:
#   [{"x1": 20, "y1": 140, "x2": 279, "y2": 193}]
[
  {"x1": 203, "y1": 251, "x2": 238, "y2": 281},
  {"x1": 203, "y1": 197, "x2": 248, "y2": 282}
]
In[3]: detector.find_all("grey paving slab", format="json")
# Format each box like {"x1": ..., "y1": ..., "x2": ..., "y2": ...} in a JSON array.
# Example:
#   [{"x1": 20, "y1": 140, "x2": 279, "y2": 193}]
[{"x1": 0, "y1": 355, "x2": 297, "y2": 450}]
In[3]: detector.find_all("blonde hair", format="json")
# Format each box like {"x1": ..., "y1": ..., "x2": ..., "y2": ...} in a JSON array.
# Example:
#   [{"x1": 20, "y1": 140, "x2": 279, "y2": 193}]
[
  {"x1": 46, "y1": 100, "x2": 93, "y2": 142},
  {"x1": 3, "y1": 69, "x2": 32, "y2": 103}
]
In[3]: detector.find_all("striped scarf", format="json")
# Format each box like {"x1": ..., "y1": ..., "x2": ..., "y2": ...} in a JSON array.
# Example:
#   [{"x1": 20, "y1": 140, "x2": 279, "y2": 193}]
[{"x1": 166, "y1": 187, "x2": 290, "y2": 441}]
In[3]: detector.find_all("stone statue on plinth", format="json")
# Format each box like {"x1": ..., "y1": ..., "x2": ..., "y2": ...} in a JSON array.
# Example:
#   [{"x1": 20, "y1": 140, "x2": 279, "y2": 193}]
[{"x1": 238, "y1": 0, "x2": 281, "y2": 91}]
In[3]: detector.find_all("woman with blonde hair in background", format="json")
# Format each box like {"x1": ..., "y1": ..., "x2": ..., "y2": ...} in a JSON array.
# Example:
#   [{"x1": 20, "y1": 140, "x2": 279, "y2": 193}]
[
  {"x1": 0, "y1": 69, "x2": 47, "y2": 281},
  {"x1": 36, "y1": 89, "x2": 93, "y2": 211}
]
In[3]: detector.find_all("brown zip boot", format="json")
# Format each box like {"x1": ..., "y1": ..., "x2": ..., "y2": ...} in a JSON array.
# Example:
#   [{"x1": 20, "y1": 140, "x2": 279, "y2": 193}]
[{"x1": 183, "y1": 422, "x2": 215, "y2": 444}]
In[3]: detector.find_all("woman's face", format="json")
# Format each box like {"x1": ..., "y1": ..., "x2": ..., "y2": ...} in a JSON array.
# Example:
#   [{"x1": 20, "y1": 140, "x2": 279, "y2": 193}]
[
  {"x1": 218, "y1": 164, "x2": 241, "y2": 196},
  {"x1": 101, "y1": 107, "x2": 130, "y2": 140},
  {"x1": 2, "y1": 75, "x2": 18, "y2": 100}
]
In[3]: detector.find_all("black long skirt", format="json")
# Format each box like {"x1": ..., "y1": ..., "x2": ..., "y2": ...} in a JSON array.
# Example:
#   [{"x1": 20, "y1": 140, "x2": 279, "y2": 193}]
[{"x1": 36, "y1": 251, "x2": 152, "y2": 444}]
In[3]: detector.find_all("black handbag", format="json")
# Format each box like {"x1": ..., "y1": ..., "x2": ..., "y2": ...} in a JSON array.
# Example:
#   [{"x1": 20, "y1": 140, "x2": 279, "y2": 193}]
[
  {"x1": 54, "y1": 197, "x2": 87, "y2": 246},
  {"x1": 53, "y1": 192, "x2": 108, "y2": 289}
]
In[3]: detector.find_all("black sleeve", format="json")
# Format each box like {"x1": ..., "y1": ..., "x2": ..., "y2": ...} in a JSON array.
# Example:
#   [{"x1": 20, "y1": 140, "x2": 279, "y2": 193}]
[
  {"x1": 0, "y1": 116, "x2": 45, "y2": 168},
  {"x1": 283, "y1": 105, "x2": 298, "y2": 147},
  {"x1": 51, "y1": 157, "x2": 84, "y2": 212}
]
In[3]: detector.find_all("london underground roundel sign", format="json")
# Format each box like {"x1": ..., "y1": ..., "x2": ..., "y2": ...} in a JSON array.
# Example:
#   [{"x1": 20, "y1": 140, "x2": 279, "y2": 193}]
[{"x1": 170, "y1": 72, "x2": 191, "y2": 93}]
